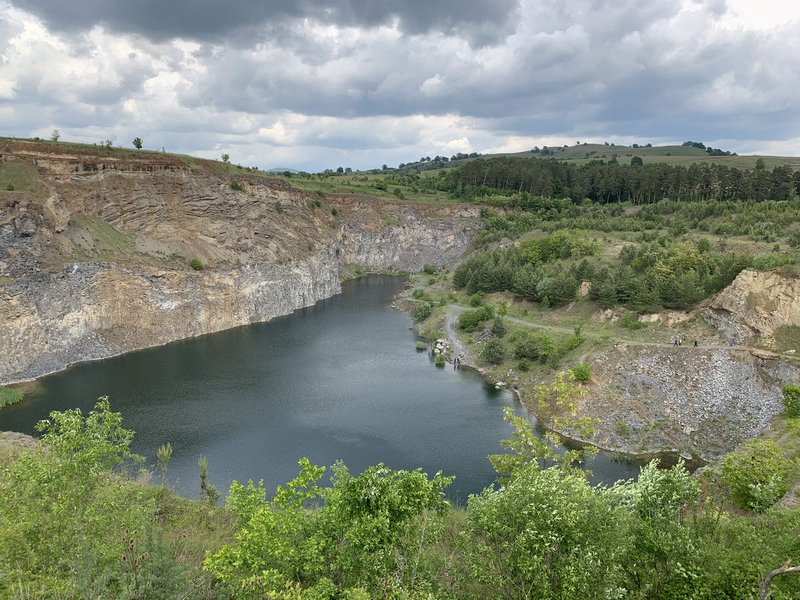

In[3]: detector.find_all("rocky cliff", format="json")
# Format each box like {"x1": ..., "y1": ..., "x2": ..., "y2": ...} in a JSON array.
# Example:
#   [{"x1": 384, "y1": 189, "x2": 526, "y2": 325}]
[
  {"x1": 704, "y1": 268, "x2": 800, "y2": 346},
  {"x1": 581, "y1": 344, "x2": 799, "y2": 460},
  {"x1": 0, "y1": 140, "x2": 481, "y2": 382}
]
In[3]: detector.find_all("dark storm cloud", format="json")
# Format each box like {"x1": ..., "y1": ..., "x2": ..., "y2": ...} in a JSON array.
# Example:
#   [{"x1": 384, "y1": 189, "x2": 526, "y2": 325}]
[{"x1": 9, "y1": 0, "x2": 520, "y2": 45}]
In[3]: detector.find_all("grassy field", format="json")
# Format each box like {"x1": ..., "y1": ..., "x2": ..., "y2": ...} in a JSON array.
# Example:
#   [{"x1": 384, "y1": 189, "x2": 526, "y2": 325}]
[
  {"x1": 400, "y1": 143, "x2": 800, "y2": 171},
  {"x1": 0, "y1": 159, "x2": 44, "y2": 197}
]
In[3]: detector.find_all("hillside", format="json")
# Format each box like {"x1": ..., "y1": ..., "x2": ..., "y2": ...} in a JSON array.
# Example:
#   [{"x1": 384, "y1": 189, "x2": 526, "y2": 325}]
[
  {"x1": 393, "y1": 142, "x2": 800, "y2": 172},
  {"x1": 0, "y1": 138, "x2": 481, "y2": 382}
]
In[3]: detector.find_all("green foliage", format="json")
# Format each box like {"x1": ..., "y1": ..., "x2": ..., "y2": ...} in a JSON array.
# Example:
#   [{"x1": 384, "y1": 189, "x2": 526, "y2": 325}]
[
  {"x1": 570, "y1": 363, "x2": 592, "y2": 382},
  {"x1": 230, "y1": 179, "x2": 243, "y2": 191},
  {"x1": 274, "y1": 201, "x2": 284, "y2": 213},
  {"x1": 490, "y1": 316, "x2": 507, "y2": 337},
  {"x1": 782, "y1": 383, "x2": 800, "y2": 418},
  {"x1": 157, "y1": 442, "x2": 172, "y2": 487},
  {"x1": 720, "y1": 439, "x2": 793, "y2": 511},
  {"x1": 422, "y1": 264, "x2": 437, "y2": 275},
  {"x1": 204, "y1": 460, "x2": 453, "y2": 597},
  {"x1": 434, "y1": 353, "x2": 446, "y2": 367},
  {"x1": 0, "y1": 399, "x2": 203, "y2": 598},
  {"x1": 411, "y1": 288, "x2": 429, "y2": 300},
  {"x1": 621, "y1": 311, "x2": 647, "y2": 330},
  {"x1": 0, "y1": 384, "x2": 23, "y2": 408},
  {"x1": 4, "y1": 397, "x2": 800, "y2": 598},
  {"x1": 415, "y1": 341, "x2": 427, "y2": 351},
  {"x1": 132, "y1": 137, "x2": 143, "y2": 149},
  {"x1": 458, "y1": 306, "x2": 493, "y2": 332},
  {"x1": 635, "y1": 460, "x2": 700, "y2": 521},
  {"x1": 481, "y1": 337, "x2": 505, "y2": 364},
  {"x1": 189, "y1": 257, "x2": 203, "y2": 271},
  {"x1": 751, "y1": 251, "x2": 795, "y2": 271},
  {"x1": 413, "y1": 300, "x2": 432, "y2": 322},
  {"x1": 466, "y1": 463, "x2": 631, "y2": 599}
]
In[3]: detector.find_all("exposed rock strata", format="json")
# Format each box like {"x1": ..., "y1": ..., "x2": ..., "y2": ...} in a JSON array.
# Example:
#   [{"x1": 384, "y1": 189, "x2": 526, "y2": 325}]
[
  {"x1": 0, "y1": 142, "x2": 481, "y2": 382},
  {"x1": 704, "y1": 268, "x2": 800, "y2": 344}
]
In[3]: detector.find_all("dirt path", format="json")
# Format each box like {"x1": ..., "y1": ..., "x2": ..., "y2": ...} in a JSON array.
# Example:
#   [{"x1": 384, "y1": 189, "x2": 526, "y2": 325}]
[{"x1": 445, "y1": 303, "x2": 769, "y2": 354}]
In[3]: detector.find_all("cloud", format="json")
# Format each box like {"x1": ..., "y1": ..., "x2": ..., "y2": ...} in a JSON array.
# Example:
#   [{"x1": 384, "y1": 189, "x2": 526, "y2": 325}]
[
  {"x1": 9, "y1": 0, "x2": 520, "y2": 46},
  {"x1": 1, "y1": 0, "x2": 799, "y2": 171}
]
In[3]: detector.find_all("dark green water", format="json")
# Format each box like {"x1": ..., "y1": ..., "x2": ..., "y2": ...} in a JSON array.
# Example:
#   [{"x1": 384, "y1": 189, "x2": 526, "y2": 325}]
[{"x1": 0, "y1": 275, "x2": 640, "y2": 502}]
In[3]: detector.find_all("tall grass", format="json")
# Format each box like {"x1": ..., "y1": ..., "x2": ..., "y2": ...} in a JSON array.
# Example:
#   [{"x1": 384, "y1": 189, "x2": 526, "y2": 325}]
[{"x1": 0, "y1": 385, "x2": 23, "y2": 409}]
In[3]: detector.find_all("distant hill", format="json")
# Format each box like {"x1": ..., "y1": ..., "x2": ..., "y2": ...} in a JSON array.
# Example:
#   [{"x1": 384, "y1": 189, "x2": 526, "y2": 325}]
[
  {"x1": 395, "y1": 143, "x2": 800, "y2": 172},
  {"x1": 263, "y1": 167, "x2": 300, "y2": 174}
]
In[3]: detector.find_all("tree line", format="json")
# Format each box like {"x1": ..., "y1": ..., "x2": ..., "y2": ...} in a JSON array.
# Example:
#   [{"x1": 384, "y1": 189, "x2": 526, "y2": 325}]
[{"x1": 417, "y1": 156, "x2": 799, "y2": 204}]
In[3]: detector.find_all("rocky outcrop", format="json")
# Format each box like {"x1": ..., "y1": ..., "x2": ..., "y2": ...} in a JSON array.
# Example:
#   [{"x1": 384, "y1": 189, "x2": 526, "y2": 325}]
[
  {"x1": 705, "y1": 269, "x2": 800, "y2": 344},
  {"x1": 0, "y1": 142, "x2": 481, "y2": 382},
  {"x1": 580, "y1": 345, "x2": 799, "y2": 460}
]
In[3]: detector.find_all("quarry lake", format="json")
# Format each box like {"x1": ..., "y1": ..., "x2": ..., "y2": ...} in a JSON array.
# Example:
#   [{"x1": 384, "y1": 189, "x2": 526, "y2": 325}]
[{"x1": 2, "y1": 275, "x2": 640, "y2": 501}]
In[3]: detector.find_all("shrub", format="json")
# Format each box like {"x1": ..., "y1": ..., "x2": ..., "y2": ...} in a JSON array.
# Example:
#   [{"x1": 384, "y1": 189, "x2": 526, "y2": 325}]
[
  {"x1": 230, "y1": 180, "x2": 243, "y2": 191},
  {"x1": 274, "y1": 201, "x2": 284, "y2": 213},
  {"x1": 415, "y1": 341, "x2": 427, "y2": 351},
  {"x1": 331, "y1": 208, "x2": 338, "y2": 216},
  {"x1": 490, "y1": 317, "x2": 507, "y2": 338},
  {"x1": 413, "y1": 301, "x2": 433, "y2": 322},
  {"x1": 571, "y1": 363, "x2": 592, "y2": 383},
  {"x1": 0, "y1": 384, "x2": 24, "y2": 408},
  {"x1": 751, "y1": 252, "x2": 794, "y2": 271},
  {"x1": 621, "y1": 311, "x2": 647, "y2": 330},
  {"x1": 469, "y1": 292, "x2": 485, "y2": 307},
  {"x1": 720, "y1": 438, "x2": 792, "y2": 511},
  {"x1": 481, "y1": 337, "x2": 506, "y2": 364},
  {"x1": 459, "y1": 306, "x2": 493, "y2": 332},
  {"x1": 435, "y1": 353, "x2": 446, "y2": 367},
  {"x1": 189, "y1": 258, "x2": 203, "y2": 271},
  {"x1": 789, "y1": 230, "x2": 800, "y2": 249},
  {"x1": 422, "y1": 264, "x2": 437, "y2": 275},
  {"x1": 782, "y1": 383, "x2": 800, "y2": 418}
]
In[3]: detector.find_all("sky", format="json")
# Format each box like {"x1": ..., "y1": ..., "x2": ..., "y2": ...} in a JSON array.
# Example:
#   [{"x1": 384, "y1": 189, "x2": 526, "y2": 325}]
[{"x1": 0, "y1": 0, "x2": 798, "y2": 172}]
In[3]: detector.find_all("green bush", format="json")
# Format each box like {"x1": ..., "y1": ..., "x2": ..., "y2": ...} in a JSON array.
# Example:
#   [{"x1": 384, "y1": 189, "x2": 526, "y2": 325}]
[
  {"x1": 751, "y1": 252, "x2": 794, "y2": 271},
  {"x1": 789, "y1": 230, "x2": 800, "y2": 249},
  {"x1": 0, "y1": 385, "x2": 24, "y2": 408},
  {"x1": 434, "y1": 353, "x2": 446, "y2": 367},
  {"x1": 621, "y1": 311, "x2": 647, "y2": 330},
  {"x1": 571, "y1": 363, "x2": 592, "y2": 382},
  {"x1": 274, "y1": 201, "x2": 284, "y2": 213},
  {"x1": 229, "y1": 180, "x2": 243, "y2": 191},
  {"x1": 469, "y1": 292, "x2": 485, "y2": 307},
  {"x1": 490, "y1": 317, "x2": 507, "y2": 338},
  {"x1": 189, "y1": 258, "x2": 203, "y2": 271},
  {"x1": 459, "y1": 306, "x2": 493, "y2": 332},
  {"x1": 481, "y1": 337, "x2": 505, "y2": 364},
  {"x1": 422, "y1": 264, "x2": 437, "y2": 275},
  {"x1": 415, "y1": 341, "x2": 427, "y2": 351},
  {"x1": 782, "y1": 383, "x2": 800, "y2": 418},
  {"x1": 720, "y1": 438, "x2": 792, "y2": 511},
  {"x1": 413, "y1": 300, "x2": 433, "y2": 322}
]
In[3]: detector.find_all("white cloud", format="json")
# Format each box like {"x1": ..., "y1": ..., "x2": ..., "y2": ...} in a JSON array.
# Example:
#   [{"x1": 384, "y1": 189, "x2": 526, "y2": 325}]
[{"x1": 1, "y1": 0, "x2": 798, "y2": 170}]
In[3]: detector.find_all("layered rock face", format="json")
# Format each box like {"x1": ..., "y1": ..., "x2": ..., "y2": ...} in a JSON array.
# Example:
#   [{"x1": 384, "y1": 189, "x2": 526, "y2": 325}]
[
  {"x1": 705, "y1": 269, "x2": 800, "y2": 343},
  {"x1": 0, "y1": 141, "x2": 480, "y2": 382}
]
